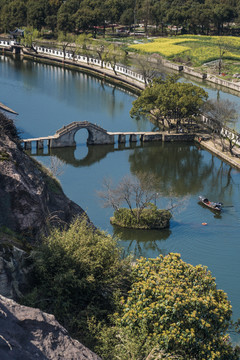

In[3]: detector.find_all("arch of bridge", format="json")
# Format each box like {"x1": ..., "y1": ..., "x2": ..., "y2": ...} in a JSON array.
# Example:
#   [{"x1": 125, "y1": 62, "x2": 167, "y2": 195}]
[{"x1": 52, "y1": 121, "x2": 113, "y2": 147}]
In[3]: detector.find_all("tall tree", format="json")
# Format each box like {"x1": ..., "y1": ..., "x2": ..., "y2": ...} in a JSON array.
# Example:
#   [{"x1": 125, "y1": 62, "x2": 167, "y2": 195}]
[
  {"x1": 203, "y1": 99, "x2": 239, "y2": 154},
  {"x1": 27, "y1": 0, "x2": 48, "y2": 30},
  {"x1": 57, "y1": 0, "x2": 81, "y2": 34},
  {"x1": 130, "y1": 76, "x2": 208, "y2": 132},
  {"x1": 0, "y1": 0, "x2": 27, "y2": 32}
]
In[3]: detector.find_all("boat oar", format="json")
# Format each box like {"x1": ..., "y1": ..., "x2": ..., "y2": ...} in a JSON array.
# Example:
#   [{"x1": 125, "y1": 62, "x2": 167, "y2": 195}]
[{"x1": 222, "y1": 205, "x2": 234, "y2": 208}]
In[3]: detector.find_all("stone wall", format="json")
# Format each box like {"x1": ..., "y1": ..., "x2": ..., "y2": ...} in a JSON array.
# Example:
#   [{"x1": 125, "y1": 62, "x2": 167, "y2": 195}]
[
  {"x1": 163, "y1": 133, "x2": 195, "y2": 141},
  {"x1": 183, "y1": 66, "x2": 207, "y2": 79},
  {"x1": 206, "y1": 75, "x2": 240, "y2": 92}
]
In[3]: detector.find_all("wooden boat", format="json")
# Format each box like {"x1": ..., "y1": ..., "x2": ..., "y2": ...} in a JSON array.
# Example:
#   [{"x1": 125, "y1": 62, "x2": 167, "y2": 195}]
[{"x1": 198, "y1": 196, "x2": 223, "y2": 212}]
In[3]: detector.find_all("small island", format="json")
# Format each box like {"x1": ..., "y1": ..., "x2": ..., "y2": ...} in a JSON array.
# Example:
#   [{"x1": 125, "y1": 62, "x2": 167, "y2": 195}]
[
  {"x1": 98, "y1": 173, "x2": 172, "y2": 230},
  {"x1": 110, "y1": 206, "x2": 171, "y2": 230}
]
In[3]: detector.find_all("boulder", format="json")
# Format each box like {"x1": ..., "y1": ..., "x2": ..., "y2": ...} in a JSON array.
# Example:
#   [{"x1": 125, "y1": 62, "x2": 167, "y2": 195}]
[
  {"x1": 0, "y1": 239, "x2": 31, "y2": 299},
  {"x1": 0, "y1": 295, "x2": 101, "y2": 360}
]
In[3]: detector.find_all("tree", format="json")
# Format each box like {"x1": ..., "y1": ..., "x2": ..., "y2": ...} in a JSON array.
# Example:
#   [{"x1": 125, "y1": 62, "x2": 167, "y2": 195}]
[
  {"x1": 45, "y1": 0, "x2": 63, "y2": 32},
  {"x1": 130, "y1": 76, "x2": 208, "y2": 132},
  {"x1": 21, "y1": 27, "x2": 39, "y2": 48},
  {"x1": 74, "y1": 0, "x2": 105, "y2": 37},
  {"x1": 203, "y1": 99, "x2": 239, "y2": 154},
  {"x1": 212, "y1": 2, "x2": 236, "y2": 35},
  {"x1": 27, "y1": 0, "x2": 48, "y2": 31},
  {"x1": 103, "y1": 43, "x2": 127, "y2": 75},
  {"x1": 0, "y1": 0, "x2": 27, "y2": 32},
  {"x1": 57, "y1": 0, "x2": 80, "y2": 34},
  {"x1": 98, "y1": 173, "x2": 161, "y2": 223},
  {"x1": 23, "y1": 217, "x2": 131, "y2": 348},
  {"x1": 215, "y1": 37, "x2": 231, "y2": 75},
  {"x1": 132, "y1": 54, "x2": 158, "y2": 86},
  {"x1": 94, "y1": 38, "x2": 107, "y2": 68},
  {"x1": 75, "y1": 33, "x2": 93, "y2": 64},
  {"x1": 57, "y1": 31, "x2": 76, "y2": 60},
  {"x1": 114, "y1": 253, "x2": 239, "y2": 360}
]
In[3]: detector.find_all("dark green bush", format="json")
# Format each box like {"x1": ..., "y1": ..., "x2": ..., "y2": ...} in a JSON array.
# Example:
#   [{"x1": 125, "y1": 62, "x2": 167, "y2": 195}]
[
  {"x1": 22, "y1": 217, "x2": 132, "y2": 349},
  {"x1": 110, "y1": 207, "x2": 171, "y2": 229}
]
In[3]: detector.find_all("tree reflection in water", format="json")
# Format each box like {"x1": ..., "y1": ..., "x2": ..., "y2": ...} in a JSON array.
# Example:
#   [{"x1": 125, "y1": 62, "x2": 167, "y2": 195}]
[
  {"x1": 113, "y1": 225, "x2": 171, "y2": 259},
  {"x1": 32, "y1": 140, "x2": 239, "y2": 207}
]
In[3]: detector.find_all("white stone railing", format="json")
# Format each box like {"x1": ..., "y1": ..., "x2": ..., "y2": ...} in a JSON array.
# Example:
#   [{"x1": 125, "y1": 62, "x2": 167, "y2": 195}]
[
  {"x1": 200, "y1": 115, "x2": 240, "y2": 146},
  {"x1": 0, "y1": 39, "x2": 16, "y2": 47},
  {"x1": 33, "y1": 45, "x2": 145, "y2": 83}
]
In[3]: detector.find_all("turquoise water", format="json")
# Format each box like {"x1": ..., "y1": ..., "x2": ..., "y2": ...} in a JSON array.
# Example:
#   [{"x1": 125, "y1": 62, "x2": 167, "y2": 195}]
[{"x1": 1, "y1": 54, "x2": 240, "y2": 339}]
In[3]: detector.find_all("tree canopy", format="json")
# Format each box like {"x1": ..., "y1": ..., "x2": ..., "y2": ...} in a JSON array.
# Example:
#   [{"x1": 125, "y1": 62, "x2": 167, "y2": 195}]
[
  {"x1": 130, "y1": 76, "x2": 208, "y2": 131},
  {"x1": 114, "y1": 253, "x2": 239, "y2": 360},
  {"x1": 0, "y1": 0, "x2": 239, "y2": 35}
]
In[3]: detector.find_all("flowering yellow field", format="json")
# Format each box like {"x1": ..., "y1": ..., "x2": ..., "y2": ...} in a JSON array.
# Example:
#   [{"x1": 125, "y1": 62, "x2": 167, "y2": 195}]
[
  {"x1": 130, "y1": 38, "x2": 195, "y2": 57},
  {"x1": 129, "y1": 36, "x2": 240, "y2": 64}
]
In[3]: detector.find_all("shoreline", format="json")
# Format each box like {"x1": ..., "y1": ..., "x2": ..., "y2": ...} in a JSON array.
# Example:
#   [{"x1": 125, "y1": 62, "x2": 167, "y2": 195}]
[
  {"x1": 21, "y1": 49, "x2": 145, "y2": 94},
  {"x1": 195, "y1": 137, "x2": 240, "y2": 170},
  {"x1": 1, "y1": 48, "x2": 240, "y2": 171}
]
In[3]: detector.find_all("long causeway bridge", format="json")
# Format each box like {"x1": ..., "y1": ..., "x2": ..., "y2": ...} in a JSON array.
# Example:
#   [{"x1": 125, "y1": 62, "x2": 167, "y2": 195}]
[{"x1": 22, "y1": 121, "x2": 195, "y2": 150}]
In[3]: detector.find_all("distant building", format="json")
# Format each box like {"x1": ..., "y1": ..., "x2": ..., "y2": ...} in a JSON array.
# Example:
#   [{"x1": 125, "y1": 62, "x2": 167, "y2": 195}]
[{"x1": 9, "y1": 29, "x2": 24, "y2": 39}]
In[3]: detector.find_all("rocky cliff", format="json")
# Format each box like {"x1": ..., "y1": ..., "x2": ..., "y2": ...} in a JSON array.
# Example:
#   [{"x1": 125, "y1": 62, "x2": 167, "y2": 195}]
[
  {"x1": 0, "y1": 117, "x2": 103, "y2": 360},
  {"x1": 0, "y1": 117, "x2": 90, "y2": 299},
  {"x1": 0, "y1": 295, "x2": 101, "y2": 360},
  {"x1": 0, "y1": 131, "x2": 85, "y2": 241}
]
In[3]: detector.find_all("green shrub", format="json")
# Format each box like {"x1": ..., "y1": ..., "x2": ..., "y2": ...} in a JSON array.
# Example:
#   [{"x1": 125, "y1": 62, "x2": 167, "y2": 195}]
[
  {"x1": 116, "y1": 254, "x2": 239, "y2": 360},
  {"x1": 110, "y1": 207, "x2": 171, "y2": 229},
  {"x1": 94, "y1": 254, "x2": 239, "y2": 360},
  {"x1": 22, "y1": 217, "x2": 132, "y2": 348}
]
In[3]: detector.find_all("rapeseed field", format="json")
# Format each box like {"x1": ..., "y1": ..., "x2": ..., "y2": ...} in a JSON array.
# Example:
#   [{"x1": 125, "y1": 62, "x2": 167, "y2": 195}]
[{"x1": 129, "y1": 36, "x2": 240, "y2": 66}]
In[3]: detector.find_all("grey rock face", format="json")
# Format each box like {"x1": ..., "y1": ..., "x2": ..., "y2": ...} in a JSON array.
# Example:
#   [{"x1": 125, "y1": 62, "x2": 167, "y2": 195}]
[
  {"x1": 0, "y1": 132, "x2": 86, "y2": 241},
  {"x1": 0, "y1": 295, "x2": 102, "y2": 360},
  {"x1": 0, "y1": 242, "x2": 31, "y2": 299}
]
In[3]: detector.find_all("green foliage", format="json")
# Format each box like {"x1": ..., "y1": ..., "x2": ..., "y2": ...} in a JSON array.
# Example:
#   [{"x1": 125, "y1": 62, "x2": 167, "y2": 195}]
[
  {"x1": 21, "y1": 27, "x2": 39, "y2": 47},
  {"x1": 22, "y1": 217, "x2": 132, "y2": 348},
  {"x1": 130, "y1": 76, "x2": 208, "y2": 131},
  {"x1": 0, "y1": 151, "x2": 10, "y2": 161},
  {"x1": 0, "y1": 0, "x2": 239, "y2": 36},
  {"x1": 116, "y1": 253, "x2": 239, "y2": 360},
  {"x1": 0, "y1": 0, "x2": 27, "y2": 32},
  {"x1": 103, "y1": 43, "x2": 127, "y2": 74},
  {"x1": 26, "y1": 0, "x2": 47, "y2": 31},
  {"x1": 111, "y1": 207, "x2": 171, "y2": 229}
]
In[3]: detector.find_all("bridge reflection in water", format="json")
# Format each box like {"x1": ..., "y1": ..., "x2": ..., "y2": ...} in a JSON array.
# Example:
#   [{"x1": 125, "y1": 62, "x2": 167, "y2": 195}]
[
  {"x1": 27, "y1": 142, "x2": 142, "y2": 167},
  {"x1": 28, "y1": 141, "x2": 236, "y2": 202}
]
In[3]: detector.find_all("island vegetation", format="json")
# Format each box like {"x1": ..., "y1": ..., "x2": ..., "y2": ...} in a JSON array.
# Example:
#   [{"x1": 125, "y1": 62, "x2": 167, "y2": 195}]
[{"x1": 98, "y1": 173, "x2": 172, "y2": 230}]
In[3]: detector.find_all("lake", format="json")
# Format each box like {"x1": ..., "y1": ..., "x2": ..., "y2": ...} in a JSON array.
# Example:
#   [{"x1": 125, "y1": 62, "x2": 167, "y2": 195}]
[{"x1": 1, "y1": 54, "x2": 240, "y2": 341}]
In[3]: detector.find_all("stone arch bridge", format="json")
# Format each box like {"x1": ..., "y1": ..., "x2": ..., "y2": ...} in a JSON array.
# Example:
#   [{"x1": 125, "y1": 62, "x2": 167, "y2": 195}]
[{"x1": 22, "y1": 121, "x2": 194, "y2": 150}]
